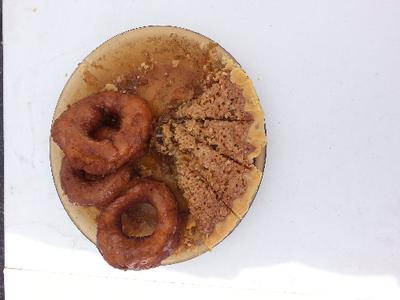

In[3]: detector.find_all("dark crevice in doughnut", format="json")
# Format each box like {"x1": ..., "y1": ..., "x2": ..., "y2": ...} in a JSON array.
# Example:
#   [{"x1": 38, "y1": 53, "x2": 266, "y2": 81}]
[
  {"x1": 88, "y1": 107, "x2": 122, "y2": 141},
  {"x1": 73, "y1": 169, "x2": 104, "y2": 182},
  {"x1": 121, "y1": 202, "x2": 157, "y2": 238},
  {"x1": 100, "y1": 107, "x2": 121, "y2": 130},
  {"x1": 130, "y1": 165, "x2": 142, "y2": 178}
]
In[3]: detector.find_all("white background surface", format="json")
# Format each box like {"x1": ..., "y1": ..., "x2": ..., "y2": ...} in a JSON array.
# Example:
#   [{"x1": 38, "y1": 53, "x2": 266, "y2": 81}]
[{"x1": 4, "y1": 0, "x2": 400, "y2": 299}]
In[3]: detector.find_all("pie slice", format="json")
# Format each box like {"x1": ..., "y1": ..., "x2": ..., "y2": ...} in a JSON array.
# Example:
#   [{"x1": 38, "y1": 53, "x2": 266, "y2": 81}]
[
  {"x1": 174, "y1": 158, "x2": 239, "y2": 249},
  {"x1": 153, "y1": 58, "x2": 266, "y2": 249},
  {"x1": 178, "y1": 119, "x2": 255, "y2": 166}
]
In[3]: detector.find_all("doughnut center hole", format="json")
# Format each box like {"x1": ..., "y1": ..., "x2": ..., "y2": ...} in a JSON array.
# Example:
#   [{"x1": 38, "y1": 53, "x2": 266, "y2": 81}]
[
  {"x1": 89, "y1": 108, "x2": 121, "y2": 141},
  {"x1": 121, "y1": 202, "x2": 157, "y2": 238}
]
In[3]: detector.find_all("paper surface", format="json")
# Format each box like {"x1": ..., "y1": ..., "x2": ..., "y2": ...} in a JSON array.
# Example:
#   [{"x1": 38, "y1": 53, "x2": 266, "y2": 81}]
[{"x1": 4, "y1": 0, "x2": 400, "y2": 299}]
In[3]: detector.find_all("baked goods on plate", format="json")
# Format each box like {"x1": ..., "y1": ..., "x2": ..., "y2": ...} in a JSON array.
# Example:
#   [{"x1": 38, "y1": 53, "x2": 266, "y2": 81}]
[{"x1": 50, "y1": 26, "x2": 267, "y2": 269}]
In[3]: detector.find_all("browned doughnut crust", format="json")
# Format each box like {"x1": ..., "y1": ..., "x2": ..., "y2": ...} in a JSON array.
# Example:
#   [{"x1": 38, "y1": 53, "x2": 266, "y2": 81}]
[
  {"x1": 60, "y1": 157, "x2": 132, "y2": 207},
  {"x1": 51, "y1": 91, "x2": 153, "y2": 175},
  {"x1": 97, "y1": 179, "x2": 179, "y2": 270}
]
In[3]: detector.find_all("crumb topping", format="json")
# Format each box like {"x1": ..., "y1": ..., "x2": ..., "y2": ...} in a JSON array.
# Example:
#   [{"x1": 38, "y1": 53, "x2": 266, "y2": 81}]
[{"x1": 145, "y1": 52, "x2": 265, "y2": 237}]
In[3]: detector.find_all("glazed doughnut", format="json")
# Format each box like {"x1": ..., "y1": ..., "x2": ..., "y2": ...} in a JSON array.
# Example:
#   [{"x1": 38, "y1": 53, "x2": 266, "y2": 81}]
[
  {"x1": 51, "y1": 91, "x2": 153, "y2": 175},
  {"x1": 97, "y1": 179, "x2": 179, "y2": 270},
  {"x1": 60, "y1": 157, "x2": 132, "y2": 207}
]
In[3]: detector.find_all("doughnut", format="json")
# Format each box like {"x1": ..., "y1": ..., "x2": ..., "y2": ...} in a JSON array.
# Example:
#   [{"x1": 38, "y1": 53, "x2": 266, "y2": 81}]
[
  {"x1": 97, "y1": 179, "x2": 179, "y2": 270},
  {"x1": 51, "y1": 91, "x2": 153, "y2": 175},
  {"x1": 60, "y1": 157, "x2": 132, "y2": 207}
]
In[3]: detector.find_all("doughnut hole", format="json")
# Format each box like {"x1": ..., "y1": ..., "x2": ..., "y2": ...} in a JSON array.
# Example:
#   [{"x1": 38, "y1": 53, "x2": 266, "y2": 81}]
[
  {"x1": 121, "y1": 202, "x2": 157, "y2": 238},
  {"x1": 89, "y1": 107, "x2": 121, "y2": 141}
]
